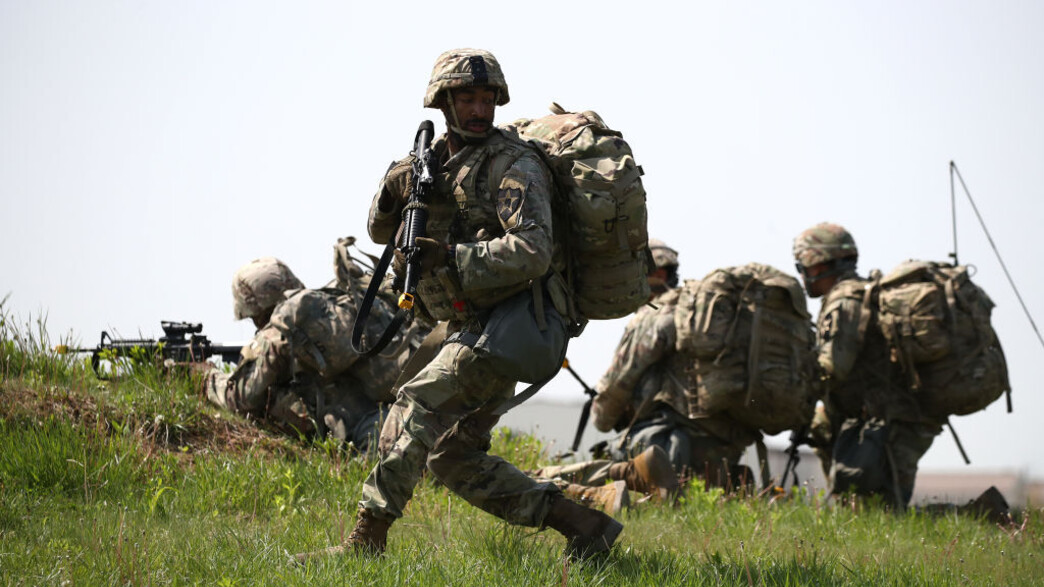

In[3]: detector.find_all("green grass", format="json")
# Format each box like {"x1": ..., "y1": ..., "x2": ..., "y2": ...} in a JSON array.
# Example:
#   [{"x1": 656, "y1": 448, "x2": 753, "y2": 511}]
[{"x1": 2, "y1": 300, "x2": 1042, "y2": 585}]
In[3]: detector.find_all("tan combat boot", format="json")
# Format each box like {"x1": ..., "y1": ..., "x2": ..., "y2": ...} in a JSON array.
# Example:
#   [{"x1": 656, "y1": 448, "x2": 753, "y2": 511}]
[
  {"x1": 563, "y1": 480, "x2": 630, "y2": 515},
  {"x1": 292, "y1": 507, "x2": 392, "y2": 564},
  {"x1": 608, "y1": 445, "x2": 681, "y2": 501},
  {"x1": 543, "y1": 493, "x2": 624, "y2": 560}
]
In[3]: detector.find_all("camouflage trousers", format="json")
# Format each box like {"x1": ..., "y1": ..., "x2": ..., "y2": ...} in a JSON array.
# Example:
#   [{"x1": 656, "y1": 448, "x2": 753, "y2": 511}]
[
  {"x1": 606, "y1": 407, "x2": 753, "y2": 487},
  {"x1": 360, "y1": 339, "x2": 560, "y2": 526},
  {"x1": 531, "y1": 460, "x2": 614, "y2": 488},
  {"x1": 828, "y1": 417, "x2": 942, "y2": 507}
]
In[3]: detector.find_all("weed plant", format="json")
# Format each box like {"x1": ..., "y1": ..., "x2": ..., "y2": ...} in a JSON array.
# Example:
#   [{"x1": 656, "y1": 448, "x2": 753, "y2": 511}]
[{"x1": 1, "y1": 303, "x2": 1042, "y2": 585}]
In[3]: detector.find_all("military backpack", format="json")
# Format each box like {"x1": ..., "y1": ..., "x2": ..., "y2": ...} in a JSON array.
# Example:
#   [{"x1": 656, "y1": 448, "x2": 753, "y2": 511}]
[
  {"x1": 869, "y1": 260, "x2": 1010, "y2": 418},
  {"x1": 502, "y1": 104, "x2": 650, "y2": 321},
  {"x1": 673, "y1": 263, "x2": 819, "y2": 435}
]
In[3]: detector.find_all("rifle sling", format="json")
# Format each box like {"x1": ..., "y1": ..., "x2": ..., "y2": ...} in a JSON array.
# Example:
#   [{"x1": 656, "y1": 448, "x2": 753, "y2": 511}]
[{"x1": 351, "y1": 236, "x2": 411, "y2": 358}]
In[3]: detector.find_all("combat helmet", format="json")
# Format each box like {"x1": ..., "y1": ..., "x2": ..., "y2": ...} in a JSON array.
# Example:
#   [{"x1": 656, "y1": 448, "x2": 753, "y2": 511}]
[
  {"x1": 648, "y1": 238, "x2": 679, "y2": 270},
  {"x1": 424, "y1": 48, "x2": 510, "y2": 110},
  {"x1": 792, "y1": 222, "x2": 858, "y2": 269},
  {"x1": 647, "y1": 238, "x2": 680, "y2": 290},
  {"x1": 232, "y1": 257, "x2": 304, "y2": 321}
]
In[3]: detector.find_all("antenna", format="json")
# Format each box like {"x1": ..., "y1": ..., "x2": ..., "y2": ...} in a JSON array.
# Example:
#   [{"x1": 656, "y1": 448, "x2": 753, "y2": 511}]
[{"x1": 950, "y1": 161, "x2": 1044, "y2": 352}]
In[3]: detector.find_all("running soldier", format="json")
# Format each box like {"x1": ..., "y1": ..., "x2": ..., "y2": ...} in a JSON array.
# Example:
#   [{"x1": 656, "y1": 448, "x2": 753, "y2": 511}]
[{"x1": 296, "y1": 48, "x2": 621, "y2": 563}]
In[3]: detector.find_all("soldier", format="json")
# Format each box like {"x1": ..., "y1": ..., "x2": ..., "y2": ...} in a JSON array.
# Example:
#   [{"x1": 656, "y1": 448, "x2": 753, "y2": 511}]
[
  {"x1": 589, "y1": 240, "x2": 760, "y2": 490},
  {"x1": 295, "y1": 49, "x2": 621, "y2": 563},
  {"x1": 204, "y1": 249, "x2": 421, "y2": 453},
  {"x1": 793, "y1": 222, "x2": 944, "y2": 507}
]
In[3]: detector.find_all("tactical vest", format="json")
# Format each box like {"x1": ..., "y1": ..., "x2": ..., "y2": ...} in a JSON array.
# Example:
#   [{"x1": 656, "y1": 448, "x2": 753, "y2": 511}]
[{"x1": 409, "y1": 131, "x2": 556, "y2": 323}]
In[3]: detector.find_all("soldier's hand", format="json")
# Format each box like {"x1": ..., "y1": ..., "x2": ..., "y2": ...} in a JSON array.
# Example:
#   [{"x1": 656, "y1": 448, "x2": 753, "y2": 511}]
[
  {"x1": 392, "y1": 238, "x2": 452, "y2": 278},
  {"x1": 378, "y1": 188, "x2": 401, "y2": 214},
  {"x1": 415, "y1": 237, "x2": 451, "y2": 274}
]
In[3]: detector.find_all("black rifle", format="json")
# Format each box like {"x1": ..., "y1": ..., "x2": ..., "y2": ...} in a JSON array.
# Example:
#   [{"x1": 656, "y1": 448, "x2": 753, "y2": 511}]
[
  {"x1": 563, "y1": 358, "x2": 597, "y2": 453},
  {"x1": 352, "y1": 120, "x2": 436, "y2": 357},
  {"x1": 57, "y1": 321, "x2": 242, "y2": 379}
]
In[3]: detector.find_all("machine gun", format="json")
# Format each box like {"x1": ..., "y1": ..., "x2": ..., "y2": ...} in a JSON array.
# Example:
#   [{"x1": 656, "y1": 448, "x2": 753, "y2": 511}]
[
  {"x1": 56, "y1": 321, "x2": 242, "y2": 379},
  {"x1": 352, "y1": 120, "x2": 436, "y2": 357}
]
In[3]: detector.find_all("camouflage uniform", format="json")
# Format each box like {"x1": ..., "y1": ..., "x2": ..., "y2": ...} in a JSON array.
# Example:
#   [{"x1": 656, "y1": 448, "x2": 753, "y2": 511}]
[
  {"x1": 357, "y1": 55, "x2": 569, "y2": 527},
  {"x1": 206, "y1": 256, "x2": 422, "y2": 453},
  {"x1": 590, "y1": 287, "x2": 760, "y2": 486},
  {"x1": 796, "y1": 223, "x2": 943, "y2": 506}
]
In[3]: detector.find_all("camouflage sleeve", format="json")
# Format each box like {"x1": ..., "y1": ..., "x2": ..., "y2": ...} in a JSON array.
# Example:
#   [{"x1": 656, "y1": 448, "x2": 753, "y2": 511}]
[
  {"x1": 367, "y1": 157, "x2": 413, "y2": 246},
  {"x1": 816, "y1": 292, "x2": 863, "y2": 381},
  {"x1": 453, "y1": 151, "x2": 554, "y2": 291},
  {"x1": 591, "y1": 306, "x2": 676, "y2": 432}
]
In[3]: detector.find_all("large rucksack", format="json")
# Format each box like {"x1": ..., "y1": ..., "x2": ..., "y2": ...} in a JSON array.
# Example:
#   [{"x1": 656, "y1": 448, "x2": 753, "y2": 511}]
[
  {"x1": 870, "y1": 260, "x2": 1010, "y2": 418},
  {"x1": 673, "y1": 263, "x2": 819, "y2": 435},
  {"x1": 502, "y1": 104, "x2": 650, "y2": 321}
]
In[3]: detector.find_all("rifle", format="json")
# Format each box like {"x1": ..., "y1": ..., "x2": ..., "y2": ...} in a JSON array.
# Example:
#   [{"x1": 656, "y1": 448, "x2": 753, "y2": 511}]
[
  {"x1": 352, "y1": 120, "x2": 436, "y2": 357},
  {"x1": 562, "y1": 358, "x2": 597, "y2": 453},
  {"x1": 56, "y1": 321, "x2": 242, "y2": 379}
]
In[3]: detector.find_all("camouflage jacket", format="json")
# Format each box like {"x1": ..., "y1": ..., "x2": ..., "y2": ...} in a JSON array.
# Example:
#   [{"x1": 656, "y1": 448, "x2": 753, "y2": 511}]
[
  {"x1": 368, "y1": 129, "x2": 560, "y2": 323},
  {"x1": 816, "y1": 273, "x2": 926, "y2": 424},
  {"x1": 591, "y1": 288, "x2": 692, "y2": 432}
]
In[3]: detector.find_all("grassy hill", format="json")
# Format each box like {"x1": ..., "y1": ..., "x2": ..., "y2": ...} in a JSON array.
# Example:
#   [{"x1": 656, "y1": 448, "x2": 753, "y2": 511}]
[{"x1": 2, "y1": 306, "x2": 1042, "y2": 586}]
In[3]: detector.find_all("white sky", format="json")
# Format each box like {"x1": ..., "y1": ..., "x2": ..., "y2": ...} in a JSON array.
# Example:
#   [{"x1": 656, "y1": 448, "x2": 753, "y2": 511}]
[{"x1": 3, "y1": 1, "x2": 1042, "y2": 476}]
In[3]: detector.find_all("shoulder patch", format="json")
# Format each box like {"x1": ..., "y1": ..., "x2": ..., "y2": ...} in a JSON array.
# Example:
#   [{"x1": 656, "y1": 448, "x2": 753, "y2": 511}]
[{"x1": 496, "y1": 177, "x2": 528, "y2": 227}]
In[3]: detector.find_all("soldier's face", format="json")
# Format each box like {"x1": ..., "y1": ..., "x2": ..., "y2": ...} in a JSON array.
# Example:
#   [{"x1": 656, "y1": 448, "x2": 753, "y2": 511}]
[
  {"x1": 801, "y1": 263, "x2": 837, "y2": 298},
  {"x1": 647, "y1": 268, "x2": 669, "y2": 296},
  {"x1": 449, "y1": 86, "x2": 496, "y2": 133}
]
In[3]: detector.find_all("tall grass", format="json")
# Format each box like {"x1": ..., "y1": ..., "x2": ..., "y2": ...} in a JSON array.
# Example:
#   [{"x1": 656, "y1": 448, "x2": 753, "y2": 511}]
[{"x1": 1, "y1": 308, "x2": 1042, "y2": 585}]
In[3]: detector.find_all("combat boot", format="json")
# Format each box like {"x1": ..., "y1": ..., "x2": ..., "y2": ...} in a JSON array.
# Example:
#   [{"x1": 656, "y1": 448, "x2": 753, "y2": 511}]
[
  {"x1": 563, "y1": 480, "x2": 630, "y2": 515},
  {"x1": 608, "y1": 445, "x2": 681, "y2": 501},
  {"x1": 292, "y1": 507, "x2": 392, "y2": 564},
  {"x1": 543, "y1": 493, "x2": 624, "y2": 560}
]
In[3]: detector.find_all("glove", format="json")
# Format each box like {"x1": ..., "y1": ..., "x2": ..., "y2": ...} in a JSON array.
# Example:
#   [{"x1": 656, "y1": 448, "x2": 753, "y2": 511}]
[
  {"x1": 392, "y1": 237, "x2": 451, "y2": 278},
  {"x1": 377, "y1": 161, "x2": 413, "y2": 213}
]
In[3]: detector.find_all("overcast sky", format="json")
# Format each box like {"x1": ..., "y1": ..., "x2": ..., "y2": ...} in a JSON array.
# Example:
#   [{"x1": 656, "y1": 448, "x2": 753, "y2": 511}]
[{"x1": 3, "y1": 1, "x2": 1042, "y2": 476}]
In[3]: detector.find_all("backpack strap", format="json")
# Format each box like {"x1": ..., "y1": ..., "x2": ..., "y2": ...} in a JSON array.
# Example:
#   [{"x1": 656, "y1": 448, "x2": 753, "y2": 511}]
[
  {"x1": 714, "y1": 277, "x2": 757, "y2": 366},
  {"x1": 745, "y1": 300, "x2": 764, "y2": 407},
  {"x1": 856, "y1": 275, "x2": 880, "y2": 348}
]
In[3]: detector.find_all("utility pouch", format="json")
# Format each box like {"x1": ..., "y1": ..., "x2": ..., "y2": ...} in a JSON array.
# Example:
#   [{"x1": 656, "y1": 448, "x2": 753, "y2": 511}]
[{"x1": 471, "y1": 289, "x2": 568, "y2": 384}]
